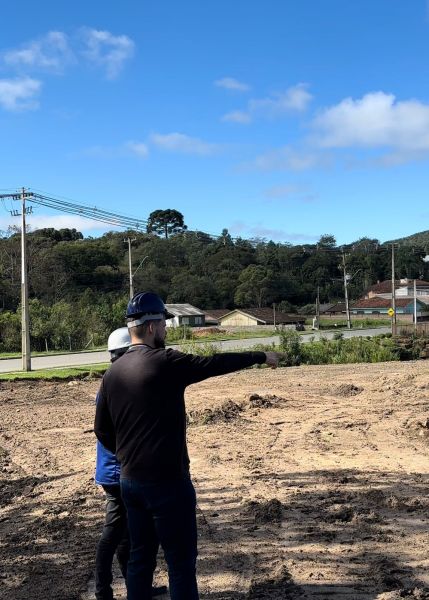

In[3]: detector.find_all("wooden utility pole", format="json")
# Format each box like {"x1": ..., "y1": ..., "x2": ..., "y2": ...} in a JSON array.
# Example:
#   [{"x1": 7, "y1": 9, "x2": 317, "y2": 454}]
[
  {"x1": 124, "y1": 237, "x2": 136, "y2": 299},
  {"x1": 0, "y1": 188, "x2": 33, "y2": 371},
  {"x1": 21, "y1": 188, "x2": 31, "y2": 371},
  {"x1": 414, "y1": 278, "x2": 417, "y2": 333},
  {"x1": 342, "y1": 250, "x2": 351, "y2": 330},
  {"x1": 391, "y1": 244, "x2": 396, "y2": 334},
  {"x1": 316, "y1": 286, "x2": 320, "y2": 329}
]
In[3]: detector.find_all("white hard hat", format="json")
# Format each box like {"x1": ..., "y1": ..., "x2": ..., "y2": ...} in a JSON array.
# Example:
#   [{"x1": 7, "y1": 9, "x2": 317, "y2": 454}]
[{"x1": 107, "y1": 327, "x2": 131, "y2": 352}]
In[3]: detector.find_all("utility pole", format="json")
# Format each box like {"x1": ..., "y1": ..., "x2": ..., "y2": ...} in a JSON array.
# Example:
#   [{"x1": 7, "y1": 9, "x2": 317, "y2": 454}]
[
  {"x1": 391, "y1": 243, "x2": 396, "y2": 334},
  {"x1": 0, "y1": 188, "x2": 33, "y2": 371},
  {"x1": 124, "y1": 237, "x2": 136, "y2": 299},
  {"x1": 21, "y1": 188, "x2": 31, "y2": 371},
  {"x1": 342, "y1": 250, "x2": 352, "y2": 330},
  {"x1": 414, "y1": 278, "x2": 417, "y2": 333},
  {"x1": 273, "y1": 303, "x2": 276, "y2": 328},
  {"x1": 316, "y1": 286, "x2": 320, "y2": 330}
]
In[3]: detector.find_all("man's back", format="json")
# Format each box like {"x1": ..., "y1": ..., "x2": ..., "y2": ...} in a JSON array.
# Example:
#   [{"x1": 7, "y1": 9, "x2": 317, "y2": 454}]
[{"x1": 95, "y1": 345, "x2": 266, "y2": 482}]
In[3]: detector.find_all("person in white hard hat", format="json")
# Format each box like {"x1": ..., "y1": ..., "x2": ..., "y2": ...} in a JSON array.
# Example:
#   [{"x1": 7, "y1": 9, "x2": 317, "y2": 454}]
[{"x1": 94, "y1": 327, "x2": 166, "y2": 600}]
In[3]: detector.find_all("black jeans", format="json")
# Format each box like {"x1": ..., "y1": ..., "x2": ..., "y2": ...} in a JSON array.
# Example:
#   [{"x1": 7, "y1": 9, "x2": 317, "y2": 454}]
[
  {"x1": 95, "y1": 484, "x2": 130, "y2": 600},
  {"x1": 121, "y1": 476, "x2": 199, "y2": 600}
]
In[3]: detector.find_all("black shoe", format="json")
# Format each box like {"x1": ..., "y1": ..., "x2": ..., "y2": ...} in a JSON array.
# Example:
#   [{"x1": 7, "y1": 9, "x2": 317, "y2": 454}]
[{"x1": 152, "y1": 585, "x2": 168, "y2": 597}]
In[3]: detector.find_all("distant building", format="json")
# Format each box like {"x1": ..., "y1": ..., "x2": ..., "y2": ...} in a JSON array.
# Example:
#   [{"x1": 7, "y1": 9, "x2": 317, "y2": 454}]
[
  {"x1": 204, "y1": 309, "x2": 231, "y2": 326},
  {"x1": 365, "y1": 279, "x2": 429, "y2": 301},
  {"x1": 218, "y1": 308, "x2": 305, "y2": 328},
  {"x1": 320, "y1": 302, "x2": 347, "y2": 315},
  {"x1": 350, "y1": 296, "x2": 429, "y2": 316},
  {"x1": 165, "y1": 304, "x2": 206, "y2": 327}
]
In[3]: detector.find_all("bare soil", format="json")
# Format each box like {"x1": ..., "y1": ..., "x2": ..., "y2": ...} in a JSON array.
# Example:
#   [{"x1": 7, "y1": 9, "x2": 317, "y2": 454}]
[{"x1": 1, "y1": 361, "x2": 429, "y2": 599}]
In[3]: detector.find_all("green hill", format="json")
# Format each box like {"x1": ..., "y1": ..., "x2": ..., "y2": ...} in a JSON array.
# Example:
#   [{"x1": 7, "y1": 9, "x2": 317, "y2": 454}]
[{"x1": 385, "y1": 230, "x2": 429, "y2": 247}]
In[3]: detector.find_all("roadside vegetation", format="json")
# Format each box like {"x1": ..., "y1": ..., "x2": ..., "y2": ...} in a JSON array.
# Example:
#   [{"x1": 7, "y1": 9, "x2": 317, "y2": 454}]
[
  {"x1": 178, "y1": 330, "x2": 429, "y2": 366},
  {"x1": 3, "y1": 332, "x2": 428, "y2": 380},
  {"x1": 0, "y1": 364, "x2": 107, "y2": 381},
  {"x1": 310, "y1": 317, "x2": 392, "y2": 329},
  {"x1": 276, "y1": 330, "x2": 427, "y2": 366}
]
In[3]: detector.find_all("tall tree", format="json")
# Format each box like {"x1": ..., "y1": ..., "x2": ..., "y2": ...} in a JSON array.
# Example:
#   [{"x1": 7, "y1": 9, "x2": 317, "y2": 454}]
[{"x1": 146, "y1": 209, "x2": 187, "y2": 239}]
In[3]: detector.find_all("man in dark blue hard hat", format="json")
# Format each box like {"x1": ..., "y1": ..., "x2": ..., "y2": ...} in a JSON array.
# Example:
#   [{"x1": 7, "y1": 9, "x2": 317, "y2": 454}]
[
  {"x1": 94, "y1": 327, "x2": 167, "y2": 600},
  {"x1": 94, "y1": 291, "x2": 282, "y2": 600}
]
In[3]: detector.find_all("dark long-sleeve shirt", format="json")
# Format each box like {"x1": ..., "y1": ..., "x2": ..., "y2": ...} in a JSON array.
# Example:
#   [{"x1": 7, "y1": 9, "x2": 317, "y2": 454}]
[{"x1": 94, "y1": 345, "x2": 266, "y2": 482}]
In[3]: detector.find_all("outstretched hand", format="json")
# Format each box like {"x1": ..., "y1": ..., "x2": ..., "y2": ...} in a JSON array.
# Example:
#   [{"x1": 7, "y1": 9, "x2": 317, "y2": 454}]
[{"x1": 264, "y1": 351, "x2": 285, "y2": 369}]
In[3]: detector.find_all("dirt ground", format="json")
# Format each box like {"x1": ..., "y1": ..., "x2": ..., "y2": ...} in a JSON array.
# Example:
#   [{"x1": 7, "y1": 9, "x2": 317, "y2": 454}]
[{"x1": 1, "y1": 361, "x2": 429, "y2": 600}]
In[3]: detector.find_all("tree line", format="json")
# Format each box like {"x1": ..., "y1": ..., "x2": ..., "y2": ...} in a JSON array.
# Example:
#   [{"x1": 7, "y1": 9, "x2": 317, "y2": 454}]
[{"x1": 0, "y1": 212, "x2": 427, "y2": 352}]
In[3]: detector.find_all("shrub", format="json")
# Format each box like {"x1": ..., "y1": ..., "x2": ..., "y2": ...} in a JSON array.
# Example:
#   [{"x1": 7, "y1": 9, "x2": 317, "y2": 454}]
[{"x1": 278, "y1": 329, "x2": 303, "y2": 366}]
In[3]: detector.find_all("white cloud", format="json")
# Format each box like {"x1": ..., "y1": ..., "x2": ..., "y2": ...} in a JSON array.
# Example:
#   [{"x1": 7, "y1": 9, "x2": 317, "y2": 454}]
[
  {"x1": 0, "y1": 214, "x2": 109, "y2": 233},
  {"x1": 0, "y1": 77, "x2": 42, "y2": 111},
  {"x1": 313, "y1": 91, "x2": 429, "y2": 152},
  {"x1": 150, "y1": 132, "x2": 219, "y2": 156},
  {"x1": 263, "y1": 185, "x2": 317, "y2": 202},
  {"x1": 214, "y1": 77, "x2": 250, "y2": 92},
  {"x1": 80, "y1": 28, "x2": 135, "y2": 79},
  {"x1": 229, "y1": 220, "x2": 318, "y2": 242},
  {"x1": 222, "y1": 110, "x2": 252, "y2": 124},
  {"x1": 80, "y1": 141, "x2": 149, "y2": 159},
  {"x1": 247, "y1": 146, "x2": 331, "y2": 171},
  {"x1": 124, "y1": 141, "x2": 149, "y2": 158},
  {"x1": 3, "y1": 31, "x2": 73, "y2": 72},
  {"x1": 264, "y1": 184, "x2": 301, "y2": 198},
  {"x1": 222, "y1": 83, "x2": 312, "y2": 124}
]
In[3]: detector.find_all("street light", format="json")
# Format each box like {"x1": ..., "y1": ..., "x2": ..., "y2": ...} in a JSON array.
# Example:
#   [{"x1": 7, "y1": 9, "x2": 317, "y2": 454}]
[{"x1": 130, "y1": 255, "x2": 149, "y2": 297}]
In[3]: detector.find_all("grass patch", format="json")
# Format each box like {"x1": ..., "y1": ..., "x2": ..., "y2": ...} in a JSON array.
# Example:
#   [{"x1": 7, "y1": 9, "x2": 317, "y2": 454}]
[
  {"x1": 0, "y1": 347, "x2": 106, "y2": 360},
  {"x1": 0, "y1": 364, "x2": 108, "y2": 381},
  {"x1": 307, "y1": 318, "x2": 400, "y2": 329},
  {"x1": 166, "y1": 327, "x2": 278, "y2": 343}
]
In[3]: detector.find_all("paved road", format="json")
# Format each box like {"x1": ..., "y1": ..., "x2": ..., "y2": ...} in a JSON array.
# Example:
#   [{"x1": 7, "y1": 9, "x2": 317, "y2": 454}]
[{"x1": 0, "y1": 327, "x2": 390, "y2": 373}]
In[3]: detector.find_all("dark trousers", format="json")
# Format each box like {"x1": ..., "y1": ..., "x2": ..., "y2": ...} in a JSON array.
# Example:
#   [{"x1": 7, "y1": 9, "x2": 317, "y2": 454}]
[
  {"x1": 120, "y1": 476, "x2": 199, "y2": 600},
  {"x1": 95, "y1": 484, "x2": 130, "y2": 600}
]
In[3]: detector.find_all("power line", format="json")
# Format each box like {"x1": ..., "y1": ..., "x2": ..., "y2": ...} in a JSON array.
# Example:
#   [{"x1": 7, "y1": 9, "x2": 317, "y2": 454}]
[{"x1": 30, "y1": 193, "x2": 150, "y2": 230}]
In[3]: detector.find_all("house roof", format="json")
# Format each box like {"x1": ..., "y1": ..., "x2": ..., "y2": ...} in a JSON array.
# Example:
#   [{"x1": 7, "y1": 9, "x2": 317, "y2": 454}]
[
  {"x1": 321, "y1": 302, "x2": 347, "y2": 313},
  {"x1": 319, "y1": 303, "x2": 335, "y2": 312},
  {"x1": 352, "y1": 296, "x2": 426, "y2": 309},
  {"x1": 165, "y1": 303, "x2": 205, "y2": 317},
  {"x1": 366, "y1": 279, "x2": 429, "y2": 294},
  {"x1": 204, "y1": 309, "x2": 231, "y2": 320},
  {"x1": 221, "y1": 308, "x2": 304, "y2": 324}
]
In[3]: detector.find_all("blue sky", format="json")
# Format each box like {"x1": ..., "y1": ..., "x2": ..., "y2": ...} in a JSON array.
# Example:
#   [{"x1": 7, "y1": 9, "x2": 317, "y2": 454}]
[{"x1": 1, "y1": 1, "x2": 429, "y2": 244}]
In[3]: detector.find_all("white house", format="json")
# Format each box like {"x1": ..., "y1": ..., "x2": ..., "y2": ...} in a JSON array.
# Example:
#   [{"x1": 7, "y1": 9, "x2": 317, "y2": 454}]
[{"x1": 165, "y1": 304, "x2": 206, "y2": 327}]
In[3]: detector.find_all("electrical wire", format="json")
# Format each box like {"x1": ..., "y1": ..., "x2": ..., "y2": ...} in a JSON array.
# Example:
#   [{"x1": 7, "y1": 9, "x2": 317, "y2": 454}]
[{"x1": 2, "y1": 189, "x2": 429, "y2": 251}]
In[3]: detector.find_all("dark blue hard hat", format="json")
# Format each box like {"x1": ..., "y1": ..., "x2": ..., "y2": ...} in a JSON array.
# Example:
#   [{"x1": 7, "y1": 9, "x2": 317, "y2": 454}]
[{"x1": 126, "y1": 291, "x2": 174, "y2": 322}]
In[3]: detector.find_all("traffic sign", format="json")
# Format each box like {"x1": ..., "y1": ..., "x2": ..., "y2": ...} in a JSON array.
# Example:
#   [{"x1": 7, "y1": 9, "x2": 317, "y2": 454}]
[{"x1": 387, "y1": 308, "x2": 395, "y2": 317}]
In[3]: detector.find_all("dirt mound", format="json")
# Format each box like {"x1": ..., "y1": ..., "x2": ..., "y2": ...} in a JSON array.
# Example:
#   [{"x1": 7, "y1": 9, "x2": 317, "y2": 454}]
[
  {"x1": 248, "y1": 564, "x2": 297, "y2": 599},
  {"x1": 336, "y1": 383, "x2": 364, "y2": 397},
  {"x1": 404, "y1": 418, "x2": 429, "y2": 442},
  {"x1": 324, "y1": 503, "x2": 354, "y2": 522},
  {"x1": 241, "y1": 498, "x2": 284, "y2": 524},
  {"x1": 246, "y1": 393, "x2": 285, "y2": 409},
  {"x1": 187, "y1": 399, "x2": 243, "y2": 425},
  {"x1": 376, "y1": 588, "x2": 429, "y2": 599}
]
